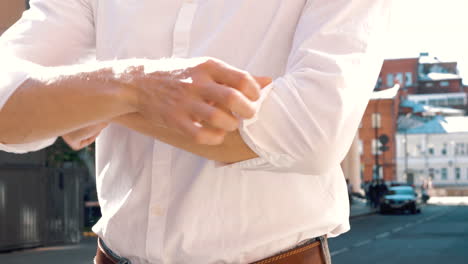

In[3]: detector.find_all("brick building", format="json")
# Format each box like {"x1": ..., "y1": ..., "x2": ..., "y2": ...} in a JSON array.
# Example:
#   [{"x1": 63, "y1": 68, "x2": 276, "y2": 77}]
[
  {"x1": 375, "y1": 58, "x2": 418, "y2": 93},
  {"x1": 357, "y1": 53, "x2": 467, "y2": 183},
  {"x1": 375, "y1": 53, "x2": 463, "y2": 96},
  {"x1": 359, "y1": 85, "x2": 402, "y2": 182},
  {"x1": 417, "y1": 55, "x2": 463, "y2": 94}
]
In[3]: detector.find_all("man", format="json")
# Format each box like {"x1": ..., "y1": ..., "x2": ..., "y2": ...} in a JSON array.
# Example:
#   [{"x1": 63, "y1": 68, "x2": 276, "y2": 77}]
[{"x1": 0, "y1": 0, "x2": 391, "y2": 263}]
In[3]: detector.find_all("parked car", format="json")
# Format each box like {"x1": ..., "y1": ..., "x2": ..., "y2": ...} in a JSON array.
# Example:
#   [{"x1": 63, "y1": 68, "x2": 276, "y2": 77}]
[{"x1": 380, "y1": 186, "x2": 421, "y2": 214}]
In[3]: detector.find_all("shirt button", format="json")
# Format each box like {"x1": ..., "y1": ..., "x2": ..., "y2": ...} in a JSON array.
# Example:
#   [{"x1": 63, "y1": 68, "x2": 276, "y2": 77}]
[{"x1": 151, "y1": 205, "x2": 166, "y2": 216}]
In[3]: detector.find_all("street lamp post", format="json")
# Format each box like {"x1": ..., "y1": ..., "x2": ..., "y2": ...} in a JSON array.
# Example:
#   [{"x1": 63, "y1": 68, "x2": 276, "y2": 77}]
[
  {"x1": 374, "y1": 99, "x2": 381, "y2": 180},
  {"x1": 404, "y1": 129, "x2": 408, "y2": 182}
]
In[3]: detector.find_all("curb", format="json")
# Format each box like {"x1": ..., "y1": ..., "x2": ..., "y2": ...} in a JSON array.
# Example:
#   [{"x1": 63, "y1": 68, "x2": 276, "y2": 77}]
[{"x1": 83, "y1": 231, "x2": 98, "y2": 238}]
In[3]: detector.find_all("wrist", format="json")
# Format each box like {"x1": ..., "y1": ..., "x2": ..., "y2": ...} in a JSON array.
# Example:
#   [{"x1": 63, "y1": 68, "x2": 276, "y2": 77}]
[{"x1": 89, "y1": 66, "x2": 139, "y2": 115}]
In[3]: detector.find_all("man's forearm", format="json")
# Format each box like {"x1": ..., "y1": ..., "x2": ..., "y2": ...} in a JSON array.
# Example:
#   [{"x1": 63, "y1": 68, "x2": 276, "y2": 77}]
[
  {"x1": 0, "y1": 63, "x2": 136, "y2": 144},
  {"x1": 1, "y1": 57, "x2": 263, "y2": 146},
  {"x1": 114, "y1": 113, "x2": 258, "y2": 163}
]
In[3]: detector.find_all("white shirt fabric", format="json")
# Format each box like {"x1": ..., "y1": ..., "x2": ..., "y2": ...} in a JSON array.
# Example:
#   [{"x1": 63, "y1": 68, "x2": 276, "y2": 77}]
[{"x1": 0, "y1": 0, "x2": 391, "y2": 263}]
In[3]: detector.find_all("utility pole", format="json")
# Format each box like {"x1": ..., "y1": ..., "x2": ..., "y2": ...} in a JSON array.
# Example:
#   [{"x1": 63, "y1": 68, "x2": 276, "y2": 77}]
[{"x1": 374, "y1": 99, "x2": 381, "y2": 180}]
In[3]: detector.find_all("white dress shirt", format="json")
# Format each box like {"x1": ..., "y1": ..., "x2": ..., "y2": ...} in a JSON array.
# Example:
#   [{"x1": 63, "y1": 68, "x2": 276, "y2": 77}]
[{"x1": 0, "y1": 0, "x2": 391, "y2": 263}]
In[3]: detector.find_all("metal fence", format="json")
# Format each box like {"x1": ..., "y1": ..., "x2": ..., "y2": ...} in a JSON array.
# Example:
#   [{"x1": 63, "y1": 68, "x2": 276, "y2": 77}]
[{"x1": 0, "y1": 167, "x2": 85, "y2": 251}]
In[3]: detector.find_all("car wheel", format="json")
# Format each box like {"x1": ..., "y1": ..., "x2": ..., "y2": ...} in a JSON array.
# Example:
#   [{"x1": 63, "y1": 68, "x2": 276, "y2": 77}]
[
  {"x1": 380, "y1": 206, "x2": 387, "y2": 214},
  {"x1": 410, "y1": 205, "x2": 417, "y2": 214}
]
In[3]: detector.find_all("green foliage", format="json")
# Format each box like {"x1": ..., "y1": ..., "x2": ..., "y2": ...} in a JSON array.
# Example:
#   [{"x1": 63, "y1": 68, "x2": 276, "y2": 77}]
[{"x1": 46, "y1": 138, "x2": 95, "y2": 168}]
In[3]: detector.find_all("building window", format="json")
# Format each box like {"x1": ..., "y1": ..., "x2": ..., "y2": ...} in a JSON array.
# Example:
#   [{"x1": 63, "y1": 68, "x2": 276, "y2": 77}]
[
  {"x1": 373, "y1": 165, "x2": 384, "y2": 179},
  {"x1": 429, "y1": 168, "x2": 435, "y2": 179},
  {"x1": 440, "y1": 81, "x2": 450, "y2": 87},
  {"x1": 456, "y1": 168, "x2": 461, "y2": 180},
  {"x1": 372, "y1": 113, "x2": 381, "y2": 128},
  {"x1": 359, "y1": 140, "x2": 363, "y2": 155},
  {"x1": 441, "y1": 168, "x2": 448, "y2": 180},
  {"x1": 387, "y1": 74, "x2": 394, "y2": 87},
  {"x1": 442, "y1": 143, "x2": 447, "y2": 155},
  {"x1": 396, "y1": 73, "x2": 404, "y2": 86},
  {"x1": 448, "y1": 97, "x2": 464, "y2": 106},
  {"x1": 405, "y1": 72, "x2": 413, "y2": 86},
  {"x1": 372, "y1": 139, "x2": 383, "y2": 155},
  {"x1": 375, "y1": 77, "x2": 382, "y2": 90},
  {"x1": 428, "y1": 99, "x2": 439, "y2": 106},
  {"x1": 428, "y1": 147, "x2": 434, "y2": 155},
  {"x1": 455, "y1": 143, "x2": 465, "y2": 156},
  {"x1": 425, "y1": 83, "x2": 434, "y2": 88}
]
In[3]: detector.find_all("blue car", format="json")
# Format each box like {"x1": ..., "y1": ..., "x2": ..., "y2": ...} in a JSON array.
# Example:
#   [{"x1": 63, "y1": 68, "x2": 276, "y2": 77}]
[{"x1": 380, "y1": 186, "x2": 422, "y2": 214}]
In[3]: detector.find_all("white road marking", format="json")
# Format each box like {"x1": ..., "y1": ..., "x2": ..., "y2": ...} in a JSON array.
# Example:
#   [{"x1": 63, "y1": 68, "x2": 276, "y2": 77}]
[
  {"x1": 354, "y1": 239, "x2": 372, "y2": 248},
  {"x1": 428, "y1": 196, "x2": 468, "y2": 205},
  {"x1": 331, "y1": 247, "x2": 350, "y2": 256},
  {"x1": 392, "y1": 226, "x2": 404, "y2": 233},
  {"x1": 376, "y1": 232, "x2": 390, "y2": 239}
]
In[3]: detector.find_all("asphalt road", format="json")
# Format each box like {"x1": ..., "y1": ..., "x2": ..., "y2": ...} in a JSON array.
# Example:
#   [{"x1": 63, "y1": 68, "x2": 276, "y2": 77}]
[
  {"x1": 0, "y1": 237, "x2": 97, "y2": 264},
  {"x1": 1, "y1": 202, "x2": 467, "y2": 264},
  {"x1": 329, "y1": 204, "x2": 468, "y2": 264}
]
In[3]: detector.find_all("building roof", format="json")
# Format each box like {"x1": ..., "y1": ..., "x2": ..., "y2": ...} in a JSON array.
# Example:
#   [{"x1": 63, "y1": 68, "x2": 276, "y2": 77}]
[
  {"x1": 401, "y1": 100, "x2": 425, "y2": 113},
  {"x1": 420, "y1": 72, "x2": 461, "y2": 81},
  {"x1": 402, "y1": 116, "x2": 468, "y2": 134},
  {"x1": 371, "y1": 85, "x2": 400, "y2": 100},
  {"x1": 423, "y1": 105, "x2": 465, "y2": 116},
  {"x1": 419, "y1": 55, "x2": 456, "y2": 64},
  {"x1": 400, "y1": 100, "x2": 465, "y2": 116}
]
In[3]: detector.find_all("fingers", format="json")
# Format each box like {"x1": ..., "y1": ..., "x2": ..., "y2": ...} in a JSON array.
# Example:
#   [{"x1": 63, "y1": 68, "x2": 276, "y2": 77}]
[
  {"x1": 204, "y1": 59, "x2": 261, "y2": 101},
  {"x1": 175, "y1": 117, "x2": 226, "y2": 145},
  {"x1": 62, "y1": 122, "x2": 108, "y2": 151},
  {"x1": 187, "y1": 100, "x2": 239, "y2": 131},
  {"x1": 253, "y1": 76, "x2": 273, "y2": 89},
  {"x1": 198, "y1": 82, "x2": 256, "y2": 119}
]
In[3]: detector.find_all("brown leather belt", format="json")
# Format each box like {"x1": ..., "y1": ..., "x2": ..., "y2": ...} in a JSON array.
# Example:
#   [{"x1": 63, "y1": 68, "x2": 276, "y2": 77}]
[{"x1": 95, "y1": 237, "x2": 328, "y2": 264}]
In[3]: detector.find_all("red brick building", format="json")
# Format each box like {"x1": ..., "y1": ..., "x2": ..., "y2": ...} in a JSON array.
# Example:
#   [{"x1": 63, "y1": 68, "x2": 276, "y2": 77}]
[
  {"x1": 359, "y1": 86, "x2": 403, "y2": 182},
  {"x1": 375, "y1": 58, "x2": 418, "y2": 93},
  {"x1": 375, "y1": 54, "x2": 463, "y2": 95},
  {"x1": 358, "y1": 54, "x2": 466, "y2": 183},
  {"x1": 417, "y1": 56, "x2": 463, "y2": 94}
]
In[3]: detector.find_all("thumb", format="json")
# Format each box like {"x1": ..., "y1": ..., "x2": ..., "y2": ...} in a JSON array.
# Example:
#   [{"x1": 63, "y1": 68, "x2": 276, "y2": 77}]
[{"x1": 253, "y1": 76, "x2": 273, "y2": 89}]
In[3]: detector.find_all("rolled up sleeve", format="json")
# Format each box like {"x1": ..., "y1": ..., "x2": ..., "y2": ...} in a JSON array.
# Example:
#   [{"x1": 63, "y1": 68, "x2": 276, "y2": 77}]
[
  {"x1": 0, "y1": 0, "x2": 95, "y2": 153},
  {"x1": 230, "y1": 0, "x2": 392, "y2": 174}
]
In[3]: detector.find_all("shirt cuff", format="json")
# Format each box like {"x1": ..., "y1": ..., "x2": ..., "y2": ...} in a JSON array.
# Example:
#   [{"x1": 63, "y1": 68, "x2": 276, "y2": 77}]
[
  {"x1": 220, "y1": 82, "x2": 296, "y2": 171},
  {"x1": 0, "y1": 55, "x2": 31, "y2": 110},
  {"x1": 0, "y1": 137, "x2": 57, "y2": 154}
]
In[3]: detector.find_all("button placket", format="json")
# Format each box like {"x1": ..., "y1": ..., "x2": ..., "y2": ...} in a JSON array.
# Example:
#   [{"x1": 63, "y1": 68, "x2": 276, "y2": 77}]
[
  {"x1": 145, "y1": 142, "x2": 173, "y2": 262},
  {"x1": 146, "y1": 0, "x2": 198, "y2": 261},
  {"x1": 172, "y1": 0, "x2": 198, "y2": 58}
]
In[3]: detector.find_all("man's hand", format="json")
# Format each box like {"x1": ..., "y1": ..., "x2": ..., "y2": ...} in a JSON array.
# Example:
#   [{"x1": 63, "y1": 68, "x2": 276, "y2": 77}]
[
  {"x1": 62, "y1": 122, "x2": 108, "y2": 150},
  {"x1": 123, "y1": 58, "x2": 268, "y2": 145}
]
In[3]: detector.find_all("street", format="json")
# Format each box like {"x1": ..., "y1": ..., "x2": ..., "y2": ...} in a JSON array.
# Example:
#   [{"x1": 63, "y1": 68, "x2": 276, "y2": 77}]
[
  {"x1": 329, "y1": 204, "x2": 468, "y2": 264},
  {"x1": 0, "y1": 237, "x2": 97, "y2": 264},
  {"x1": 1, "y1": 203, "x2": 467, "y2": 264}
]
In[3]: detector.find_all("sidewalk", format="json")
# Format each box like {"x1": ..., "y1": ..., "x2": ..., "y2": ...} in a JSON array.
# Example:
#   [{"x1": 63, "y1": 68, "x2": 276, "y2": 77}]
[
  {"x1": 0, "y1": 237, "x2": 97, "y2": 264},
  {"x1": 350, "y1": 197, "x2": 377, "y2": 219}
]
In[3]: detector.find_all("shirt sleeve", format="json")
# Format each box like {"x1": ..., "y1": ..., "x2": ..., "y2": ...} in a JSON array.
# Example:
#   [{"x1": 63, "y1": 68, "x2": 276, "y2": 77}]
[
  {"x1": 0, "y1": 0, "x2": 95, "y2": 153},
  {"x1": 228, "y1": 0, "x2": 392, "y2": 174}
]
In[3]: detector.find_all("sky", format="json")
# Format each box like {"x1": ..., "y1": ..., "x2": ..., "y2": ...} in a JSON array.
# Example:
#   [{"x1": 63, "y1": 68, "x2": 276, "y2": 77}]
[{"x1": 386, "y1": 0, "x2": 468, "y2": 80}]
